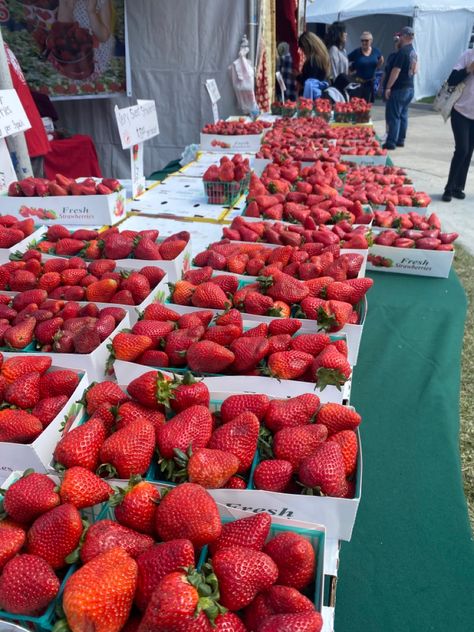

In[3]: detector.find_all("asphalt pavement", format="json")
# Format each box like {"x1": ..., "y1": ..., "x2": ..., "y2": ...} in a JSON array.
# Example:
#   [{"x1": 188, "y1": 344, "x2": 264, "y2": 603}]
[{"x1": 371, "y1": 103, "x2": 474, "y2": 254}]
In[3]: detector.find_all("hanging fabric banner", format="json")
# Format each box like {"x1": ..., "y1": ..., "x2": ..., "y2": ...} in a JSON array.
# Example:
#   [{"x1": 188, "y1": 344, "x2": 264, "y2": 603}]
[{"x1": 1, "y1": 0, "x2": 130, "y2": 100}]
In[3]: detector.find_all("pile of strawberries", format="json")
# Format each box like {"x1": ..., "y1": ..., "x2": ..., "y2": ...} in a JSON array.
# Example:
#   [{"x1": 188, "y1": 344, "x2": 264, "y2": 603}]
[
  {"x1": 0, "y1": 216, "x2": 36, "y2": 250},
  {"x1": 35, "y1": 224, "x2": 190, "y2": 262},
  {"x1": 0, "y1": 253, "x2": 165, "y2": 306},
  {"x1": 0, "y1": 356, "x2": 81, "y2": 443},
  {"x1": 192, "y1": 240, "x2": 366, "y2": 280},
  {"x1": 0, "y1": 293, "x2": 126, "y2": 352},
  {"x1": 334, "y1": 98, "x2": 372, "y2": 124},
  {"x1": 202, "y1": 120, "x2": 271, "y2": 135},
  {"x1": 203, "y1": 155, "x2": 251, "y2": 204},
  {"x1": 373, "y1": 229, "x2": 458, "y2": 251},
  {"x1": 244, "y1": 169, "x2": 372, "y2": 225},
  {"x1": 0, "y1": 470, "x2": 324, "y2": 631},
  {"x1": 343, "y1": 166, "x2": 431, "y2": 207},
  {"x1": 109, "y1": 307, "x2": 352, "y2": 388},
  {"x1": 223, "y1": 216, "x2": 371, "y2": 249},
  {"x1": 373, "y1": 208, "x2": 441, "y2": 230},
  {"x1": 8, "y1": 174, "x2": 122, "y2": 198}
]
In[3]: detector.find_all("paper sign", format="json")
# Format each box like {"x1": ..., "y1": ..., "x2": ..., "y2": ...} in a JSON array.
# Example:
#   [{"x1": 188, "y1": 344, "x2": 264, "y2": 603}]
[
  {"x1": 211, "y1": 102, "x2": 219, "y2": 124},
  {"x1": 205, "y1": 79, "x2": 221, "y2": 104},
  {"x1": 276, "y1": 72, "x2": 286, "y2": 101},
  {"x1": 0, "y1": 138, "x2": 17, "y2": 194},
  {"x1": 130, "y1": 142, "x2": 146, "y2": 199},
  {"x1": 114, "y1": 100, "x2": 159, "y2": 150},
  {"x1": 0, "y1": 89, "x2": 31, "y2": 139}
]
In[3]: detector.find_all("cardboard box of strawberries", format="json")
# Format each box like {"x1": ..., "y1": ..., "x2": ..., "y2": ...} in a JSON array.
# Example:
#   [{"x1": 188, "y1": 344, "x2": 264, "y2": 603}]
[
  {"x1": 0, "y1": 469, "x2": 328, "y2": 631},
  {"x1": 0, "y1": 215, "x2": 44, "y2": 264}
]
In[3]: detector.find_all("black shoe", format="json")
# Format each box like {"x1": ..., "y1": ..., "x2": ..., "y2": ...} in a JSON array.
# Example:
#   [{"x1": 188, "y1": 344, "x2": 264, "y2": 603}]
[
  {"x1": 452, "y1": 190, "x2": 465, "y2": 199},
  {"x1": 442, "y1": 192, "x2": 452, "y2": 202},
  {"x1": 396, "y1": 142, "x2": 405, "y2": 147},
  {"x1": 382, "y1": 143, "x2": 396, "y2": 150}
]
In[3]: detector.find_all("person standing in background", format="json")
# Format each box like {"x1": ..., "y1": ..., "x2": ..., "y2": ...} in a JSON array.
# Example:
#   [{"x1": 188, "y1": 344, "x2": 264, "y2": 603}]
[
  {"x1": 326, "y1": 22, "x2": 348, "y2": 81},
  {"x1": 383, "y1": 26, "x2": 417, "y2": 150},
  {"x1": 276, "y1": 42, "x2": 297, "y2": 101},
  {"x1": 348, "y1": 31, "x2": 384, "y2": 102},
  {"x1": 442, "y1": 49, "x2": 474, "y2": 202},
  {"x1": 296, "y1": 31, "x2": 331, "y2": 95}
]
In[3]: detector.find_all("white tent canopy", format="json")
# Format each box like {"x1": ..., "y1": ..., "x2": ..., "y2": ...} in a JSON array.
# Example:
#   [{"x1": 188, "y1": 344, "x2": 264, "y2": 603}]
[{"x1": 307, "y1": 0, "x2": 474, "y2": 99}]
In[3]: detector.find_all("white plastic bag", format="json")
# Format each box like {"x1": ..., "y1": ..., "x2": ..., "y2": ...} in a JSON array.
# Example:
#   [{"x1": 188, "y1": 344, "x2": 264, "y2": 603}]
[
  {"x1": 231, "y1": 40, "x2": 258, "y2": 114},
  {"x1": 433, "y1": 80, "x2": 465, "y2": 122}
]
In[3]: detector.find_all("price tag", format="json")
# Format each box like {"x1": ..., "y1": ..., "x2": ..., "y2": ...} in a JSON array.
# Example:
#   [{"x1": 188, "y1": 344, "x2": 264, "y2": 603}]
[
  {"x1": 0, "y1": 138, "x2": 17, "y2": 194},
  {"x1": 205, "y1": 79, "x2": 221, "y2": 104},
  {"x1": 130, "y1": 142, "x2": 145, "y2": 199},
  {"x1": 0, "y1": 89, "x2": 31, "y2": 139},
  {"x1": 276, "y1": 71, "x2": 286, "y2": 101},
  {"x1": 114, "y1": 100, "x2": 159, "y2": 150}
]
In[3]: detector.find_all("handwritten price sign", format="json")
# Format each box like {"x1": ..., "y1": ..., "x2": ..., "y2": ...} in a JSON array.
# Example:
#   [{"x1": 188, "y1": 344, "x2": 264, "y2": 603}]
[{"x1": 114, "y1": 100, "x2": 159, "y2": 150}]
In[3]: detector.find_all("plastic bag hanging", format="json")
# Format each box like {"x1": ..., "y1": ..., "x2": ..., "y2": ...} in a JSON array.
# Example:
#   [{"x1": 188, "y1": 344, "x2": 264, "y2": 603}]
[{"x1": 231, "y1": 35, "x2": 258, "y2": 115}]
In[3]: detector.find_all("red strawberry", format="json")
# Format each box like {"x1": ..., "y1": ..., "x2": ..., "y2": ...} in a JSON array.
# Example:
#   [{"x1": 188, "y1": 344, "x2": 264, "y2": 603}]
[
  {"x1": 32, "y1": 395, "x2": 68, "y2": 428},
  {"x1": 103, "y1": 234, "x2": 134, "y2": 259},
  {"x1": 39, "y1": 369, "x2": 80, "y2": 398},
  {"x1": 259, "y1": 612, "x2": 323, "y2": 632},
  {"x1": 225, "y1": 476, "x2": 247, "y2": 489},
  {"x1": 121, "y1": 272, "x2": 152, "y2": 304},
  {"x1": 183, "y1": 266, "x2": 213, "y2": 284},
  {"x1": 111, "y1": 332, "x2": 154, "y2": 362},
  {"x1": 3, "y1": 472, "x2": 60, "y2": 523},
  {"x1": 134, "y1": 539, "x2": 195, "y2": 611},
  {"x1": 9, "y1": 270, "x2": 38, "y2": 291},
  {"x1": 211, "y1": 274, "x2": 239, "y2": 295},
  {"x1": 253, "y1": 460, "x2": 293, "y2": 492},
  {"x1": 266, "y1": 350, "x2": 314, "y2": 380},
  {"x1": 112, "y1": 478, "x2": 160, "y2": 535},
  {"x1": 127, "y1": 371, "x2": 170, "y2": 410},
  {"x1": 0, "y1": 554, "x2": 60, "y2": 615},
  {"x1": 134, "y1": 237, "x2": 162, "y2": 260},
  {"x1": 12, "y1": 289, "x2": 48, "y2": 312},
  {"x1": 85, "y1": 381, "x2": 128, "y2": 414},
  {"x1": 208, "y1": 411, "x2": 259, "y2": 473},
  {"x1": 273, "y1": 424, "x2": 328, "y2": 471},
  {"x1": 311, "y1": 347, "x2": 352, "y2": 389},
  {"x1": 241, "y1": 322, "x2": 269, "y2": 338},
  {"x1": 316, "y1": 403, "x2": 361, "y2": 435},
  {"x1": 155, "y1": 404, "x2": 213, "y2": 459},
  {"x1": 299, "y1": 442, "x2": 347, "y2": 497},
  {"x1": 88, "y1": 259, "x2": 116, "y2": 277},
  {"x1": 80, "y1": 520, "x2": 154, "y2": 563},
  {"x1": 212, "y1": 545, "x2": 278, "y2": 611},
  {"x1": 215, "y1": 308, "x2": 243, "y2": 328},
  {"x1": 0, "y1": 521, "x2": 26, "y2": 570},
  {"x1": 317, "y1": 300, "x2": 352, "y2": 332},
  {"x1": 59, "y1": 467, "x2": 113, "y2": 509},
  {"x1": 344, "y1": 277, "x2": 374, "y2": 303},
  {"x1": 55, "y1": 238, "x2": 85, "y2": 256},
  {"x1": 159, "y1": 239, "x2": 187, "y2": 260},
  {"x1": 54, "y1": 418, "x2": 107, "y2": 471},
  {"x1": 116, "y1": 401, "x2": 165, "y2": 432},
  {"x1": 290, "y1": 333, "x2": 331, "y2": 356},
  {"x1": 244, "y1": 585, "x2": 316, "y2": 631},
  {"x1": 209, "y1": 512, "x2": 271, "y2": 556},
  {"x1": 5, "y1": 371, "x2": 40, "y2": 408},
  {"x1": 137, "y1": 350, "x2": 169, "y2": 368},
  {"x1": 329, "y1": 429, "x2": 358, "y2": 476},
  {"x1": 0, "y1": 409, "x2": 43, "y2": 443},
  {"x1": 267, "y1": 334, "x2": 292, "y2": 354},
  {"x1": 186, "y1": 340, "x2": 235, "y2": 373},
  {"x1": 191, "y1": 281, "x2": 229, "y2": 309},
  {"x1": 264, "y1": 394, "x2": 320, "y2": 433},
  {"x1": 3, "y1": 318, "x2": 36, "y2": 349},
  {"x1": 243, "y1": 291, "x2": 273, "y2": 315},
  {"x1": 26, "y1": 503, "x2": 83, "y2": 568},
  {"x1": 154, "y1": 482, "x2": 222, "y2": 547},
  {"x1": 220, "y1": 393, "x2": 270, "y2": 423},
  {"x1": 176, "y1": 447, "x2": 239, "y2": 488},
  {"x1": 131, "y1": 319, "x2": 175, "y2": 344},
  {"x1": 164, "y1": 327, "x2": 204, "y2": 367},
  {"x1": 231, "y1": 336, "x2": 270, "y2": 373},
  {"x1": 264, "y1": 532, "x2": 315, "y2": 590},
  {"x1": 170, "y1": 372, "x2": 210, "y2": 412},
  {"x1": 99, "y1": 418, "x2": 155, "y2": 478},
  {"x1": 264, "y1": 275, "x2": 309, "y2": 304},
  {"x1": 203, "y1": 323, "x2": 241, "y2": 346}
]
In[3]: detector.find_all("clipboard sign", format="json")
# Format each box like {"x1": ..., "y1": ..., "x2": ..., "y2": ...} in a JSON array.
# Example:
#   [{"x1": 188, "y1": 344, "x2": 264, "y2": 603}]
[
  {"x1": 276, "y1": 71, "x2": 286, "y2": 102},
  {"x1": 206, "y1": 79, "x2": 221, "y2": 123},
  {"x1": 114, "y1": 100, "x2": 159, "y2": 199}
]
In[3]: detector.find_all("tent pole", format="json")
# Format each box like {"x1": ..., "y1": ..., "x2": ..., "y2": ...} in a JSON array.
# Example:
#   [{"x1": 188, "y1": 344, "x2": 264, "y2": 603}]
[
  {"x1": 249, "y1": 0, "x2": 258, "y2": 68},
  {"x1": 0, "y1": 27, "x2": 32, "y2": 179}
]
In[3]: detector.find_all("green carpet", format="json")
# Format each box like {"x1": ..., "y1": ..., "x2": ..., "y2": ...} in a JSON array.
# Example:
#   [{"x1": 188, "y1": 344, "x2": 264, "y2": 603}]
[{"x1": 336, "y1": 269, "x2": 474, "y2": 631}]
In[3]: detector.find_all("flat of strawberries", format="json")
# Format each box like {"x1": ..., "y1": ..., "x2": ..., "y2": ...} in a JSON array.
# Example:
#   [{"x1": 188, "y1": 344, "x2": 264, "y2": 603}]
[
  {"x1": 0, "y1": 253, "x2": 165, "y2": 307},
  {"x1": 0, "y1": 215, "x2": 37, "y2": 250},
  {"x1": 109, "y1": 307, "x2": 352, "y2": 389},
  {"x1": 8, "y1": 174, "x2": 122, "y2": 198},
  {"x1": 34, "y1": 225, "x2": 190, "y2": 262},
  {"x1": 0, "y1": 355, "x2": 82, "y2": 444}
]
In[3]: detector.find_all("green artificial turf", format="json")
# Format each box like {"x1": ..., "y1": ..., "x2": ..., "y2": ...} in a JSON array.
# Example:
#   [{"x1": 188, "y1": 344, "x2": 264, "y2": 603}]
[{"x1": 453, "y1": 245, "x2": 474, "y2": 529}]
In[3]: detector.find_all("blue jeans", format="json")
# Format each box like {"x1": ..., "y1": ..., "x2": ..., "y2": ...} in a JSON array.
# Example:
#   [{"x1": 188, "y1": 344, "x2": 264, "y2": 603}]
[{"x1": 385, "y1": 87, "x2": 414, "y2": 147}]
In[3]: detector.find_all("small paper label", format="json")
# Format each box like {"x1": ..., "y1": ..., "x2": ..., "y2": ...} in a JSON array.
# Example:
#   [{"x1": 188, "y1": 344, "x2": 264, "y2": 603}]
[
  {"x1": 212, "y1": 102, "x2": 219, "y2": 124},
  {"x1": 0, "y1": 89, "x2": 31, "y2": 139},
  {"x1": 276, "y1": 71, "x2": 286, "y2": 101},
  {"x1": 0, "y1": 138, "x2": 17, "y2": 193},
  {"x1": 206, "y1": 79, "x2": 221, "y2": 104},
  {"x1": 115, "y1": 100, "x2": 159, "y2": 150},
  {"x1": 131, "y1": 143, "x2": 146, "y2": 199}
]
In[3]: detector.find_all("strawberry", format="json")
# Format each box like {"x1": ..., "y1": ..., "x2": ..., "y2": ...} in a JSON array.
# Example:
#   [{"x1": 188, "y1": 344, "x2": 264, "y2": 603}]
[
  {"x1": 116, "y1": 401, "x2": 165, "y2": 432},
  {"x1": 37, "y1": 272, "x2": 62, "y2": 295},
  {"x1": 134, "y1": 539, "x2": 195, "y2": 611},
  {"x1": 111, "y1": 332, "x2": 154, "y2": 362},
  {"x1": 99, "y1": 418, "x2": 155, "y2": 478},
  {"x1": 159, "y1": 239, "x2": 187, "y2": 260},
  {"x1": 62, "y1": 547, "x2": 138, "y2": 632},
  {"x1": 85, "y1": 279, "x2": 119, "y2": 302},
  {"x1": 329, "y1": 429, "x2": 358, "y2": 476},
  {"x1": 131, "y1": 319, "x2": 175, "y2": 344},
  {"x1": 9, "y1": 269, "x2": 38, "y2": 291},
  {"x1": 39, "y1": 369, "x2": 79, "y2": 398},
  {"x1": 103, "y1": 234, "x2": 134, "y2": 259},
  {"x1": 264, "y1": 532, "x2": 315, "y2": 590},
  {"x1": 169, "y1": 279, "x2": 195, "y2": 305},
  {"x1": 290, "y1": 333, "x2": 331, "y2": 356},
  {"x1": 112, "y1": 477, "x2": 160, "y2": 535},
  {"x1": 46, "y1": 225, "x2": 71, "y2": 241},
  {"x1": 225, "y1": 476, "x2": 247, "y2": 489},
  {"x1": 110, "y1": 289, "x2": 135, "y2": 305},
  {"x1": 191, "y1": 281, "x2": 229, "y2": 309},
  {"x1": 264, "y1": 394, "x2": 321, "y2": 433},
  {"x1": 26, "y1": 503, "x2": 83, "y2": 569},
  {"x1": 212, "y1": 545, "x2": 278, "y2": 611},
  {"x1": 208, "y1": 411, "x2": 259, "y2": 473},
  {"x1": 12, "y1": 289, "x2": 48, "y2": 312},
  {"x1": 203, "y1": 323, "x2": 241, "y2": 346},
  {"x1": 266, "y1": 350, "x2": 314, "y2": 380},
  {"x1": 268, "y1": 318, "x2": 302, "y2": 336},
  {"x1": 264, "y1": 275, "x2": 309, "y2": 304},
  {"x1": 186, "y1": 340, "x2": 235, "y2": 373},
  {"x1": 220, "y1": 393, "x2": 270, "y2": 423},
  {"x1": 127, "y1": 371, "x2": 171, "y2": 409},
  {"x1": 73, "y1": 326, "x2": 101, "y2": 353},
  {"x1": 96, "y1": 314, "x2": 117, "y2": 341},
  {"x1": 333, "y1": 338, "x2": 348, "y2": 356},
  {"x1": 231, "y1": 336, "x2": 270, "y2": 373},
  {"x1": 0, "y1": 522, "x2": 25, "y2": 570},
  {"x1": 311, "y1": 346, "x2": 351, "y2": 389},
  {"x1": 59, "y1": 467, "x2": 113, "y2": 509},
  {"x1": 3, "y1": 471, "x2": 60, "y2": 523},
  {"x1": 139, "y1": 266, "x2": 165, "y2": 287},
  {"x1": 243, "y1": 291, "x2": 273, "y2": 315},
  {"x1": 244, "y1": 584, "x2": 316, "y2": 631},
  {"x1": 273, "y1": 424, "x2": 328, "y2": 471},
  {"x1": 137, "y1": 349, "x2": 170, "y2": 368},
  {"x1": 54, "y1": 418, "x2": 107, "y2": 471},
  {"x1": 134, "y1": 237, "x2": 162, "y2": 260},
  {"x1": 164, "y1": 327, "x2": 204, "y2": 367},
  {"x1": 213, "y1": 612, "x2": 248, "y2": 631},
  {"x1": 85, "y1": 381, "x2": 128, "y2": 414},
  {"x1": 5, "y1": 370, "x2": 40, "y2": 408},
  {"x1": 215, "y1": 308, "x2": 243, "y2": 328},
  {"x1": 258, "y1": 612, "x2": 323, "y2": 632},
  {"x1": 80, "y1": 520, "x2": 154, "y2": 563},
  {"x1": 211, "y1": 274, "x2": 239, "y2": 295},
  {"x1": 209, "y1": 512, "x2": 271, "y2": 556},
  {"x1": 175, "y1": 447, "x2": 239, "y2": 488},
  {"x1": 299, "y1": 442, "x2": 347, "y2": 497},
  {"x1": 317, "y1": 299, "x2": 352, "y2": 332},
  {"x1": 253, "y1": 459, "x2": 293, "y2": 492},
  {"x1": 121, "y1": 272, "x2": 152, "y2": 303},
  {"x1": 170, "y1": 372, "x2": 210, "y2": 412},
  {"x1": 316, "y1": 403, "x2": 361, "y2": 435},
  {"x1": 99, "y1": 306, "x2": 127, "y2": 324},
  {"x1": 155, "y1": 404, "x2": 213, "y2": 459},
  {"x1": 32, "y1": 395, "x2": 68, "y2": 428},
  {"x1": 183, "y1": 266, "x2": 213, "y2": 285},
  {"x1": 0, "y1": 554, "x2": 60, "y2": 615},
  {"x1": 344, "y1": 277, "x2": 373, "y2": 303},
  {"x1": 55, "y1": 238, "x2": 85, "y2": 256},
  {"x1": 0, "y1": 409, "x2": 43, "y2": 443},
  {"x1": 154, "y1": 482, "x2": 222, "y2": 547},
  {"x1": 34, "y1": 316, "x2": 64, "y2": 346},
  {"x1": 3, "y1": 318, "x2": 36, "y2": 349},
  {"x1": 267, "y1": 333, "x2": 292, "y2": 354}
]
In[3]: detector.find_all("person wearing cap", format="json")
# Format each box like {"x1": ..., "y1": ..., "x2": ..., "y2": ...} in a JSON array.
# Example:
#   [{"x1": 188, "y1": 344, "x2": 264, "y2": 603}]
[
  {"x1": 442, "y1": 48, "x2": 474, "y2": 202},
  {"x1": 383, "y1": 26, "x2": 417, "y2": 149},
  {"x1": 348, "y1": 31, "x2": 384, "y2": 102}
]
